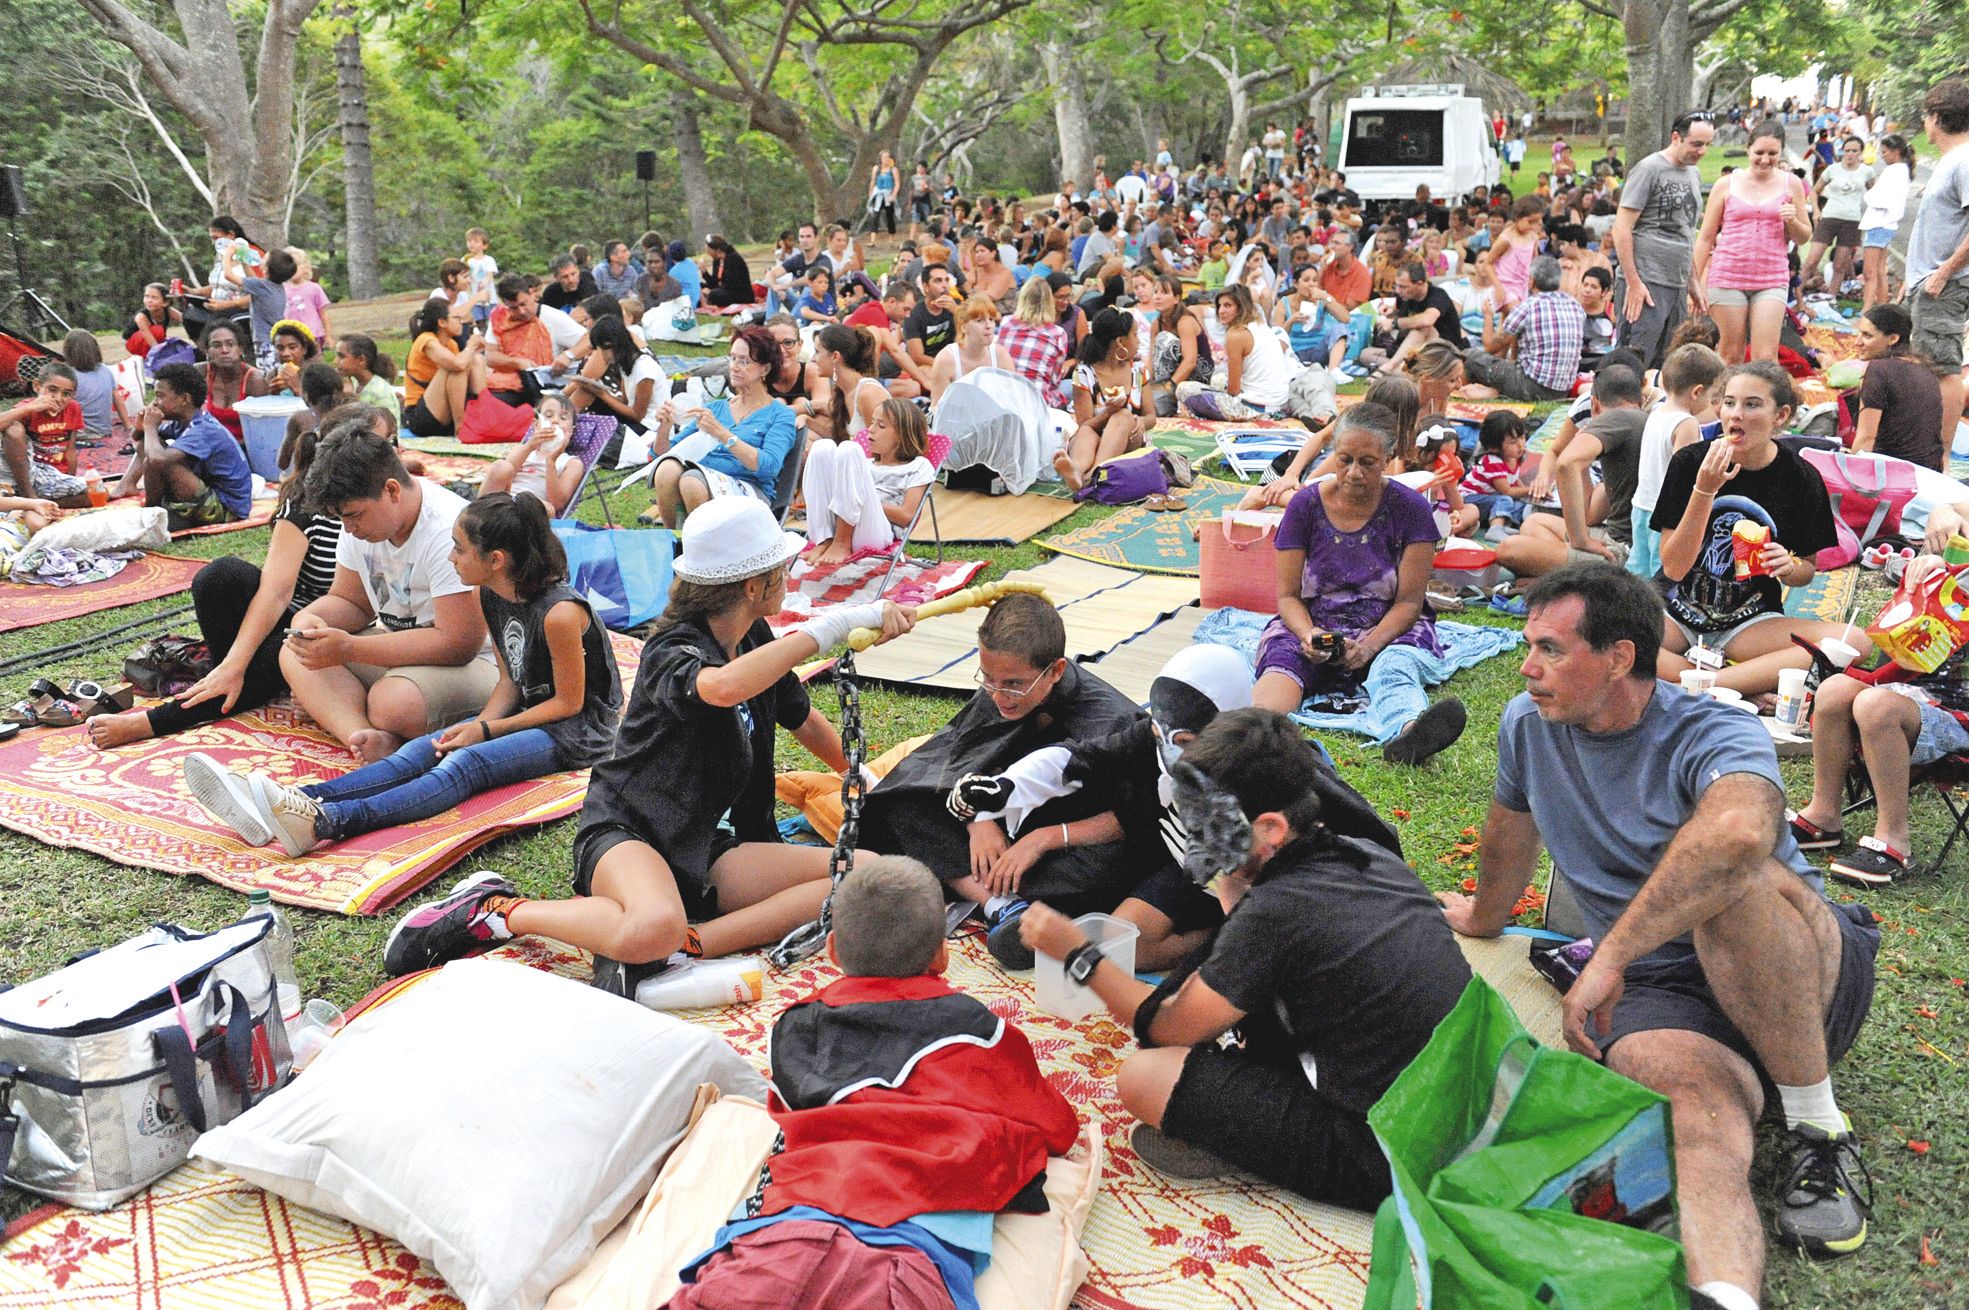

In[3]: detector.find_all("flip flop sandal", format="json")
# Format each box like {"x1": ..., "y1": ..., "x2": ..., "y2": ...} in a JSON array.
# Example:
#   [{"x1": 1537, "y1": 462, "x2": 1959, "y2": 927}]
[
  {"x1": 1129, "y1": 1124, "x2": 1231, "y2": 1180},
  {"x1": 1158, "y1": 493, "x2": 1189, "y2": 511},
  {"x1": 4, "y1": 683, "x2": 85, "y2": 729},
  {"x1": 636, "y1": 506, "x2": 665, "y2": 526}
]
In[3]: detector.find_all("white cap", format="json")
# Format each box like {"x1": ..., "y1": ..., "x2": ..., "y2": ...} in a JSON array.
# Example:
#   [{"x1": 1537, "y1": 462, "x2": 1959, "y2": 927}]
[{"x1": 671, "y1": 497, "x2": 803, "y2": 585}]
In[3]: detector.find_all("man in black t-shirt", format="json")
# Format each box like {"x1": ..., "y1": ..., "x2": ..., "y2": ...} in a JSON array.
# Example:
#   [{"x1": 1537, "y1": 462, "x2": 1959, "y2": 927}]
[
  {"x1": 539, "y1": 254, "x2": 599, "y2": 312},
  {"x1": 1017, "y1": 709, "x2": 1471, "y2": 1205},
  {"x1": 1382, "y1": 262, "x2": 1467, "y2": 372},
  {"x1": 902, "y1": 263, "x2": 957, "y2": 371}
]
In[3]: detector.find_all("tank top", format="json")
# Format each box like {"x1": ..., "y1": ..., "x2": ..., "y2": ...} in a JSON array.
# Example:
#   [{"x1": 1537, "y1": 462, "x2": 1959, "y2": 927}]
[
  {"x1": 1234, "y1": 324, "x2": 1290, "y2": 410},
  {"x1": 479, "y1": 582, "x2": 623, "y2": 768},
  {"x1": 203, "y1": 367, "x2": 250, "y2": 440},
  {"x1": 1708, "y1": 179, "x2": 1794, "y2": 290},
  {"x1": 1494, "y1": 235, "x2": 1535, "y2": 304}
]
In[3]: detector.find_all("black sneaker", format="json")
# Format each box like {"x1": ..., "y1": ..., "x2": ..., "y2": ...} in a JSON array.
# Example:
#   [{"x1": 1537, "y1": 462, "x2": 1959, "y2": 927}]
[
  {"x1": 590, "y1": 954, "x2": 671, "y2": 1000},
  {"x1": 985, "y1": 898, "x2": 1035, "y2": 970},
  {"x1": 1774, "y1": 1119, "x2": 1871, "y2": 1258},
  {"x1": 1382, "y1": 697, "x2": 1467, "y2": 766},
  {"x1": 381, "y1": 871, "x2": 518, "y2": 977},
  {"x1": 1829, "y1": 837, "x2": 1907, "y2": 886}
]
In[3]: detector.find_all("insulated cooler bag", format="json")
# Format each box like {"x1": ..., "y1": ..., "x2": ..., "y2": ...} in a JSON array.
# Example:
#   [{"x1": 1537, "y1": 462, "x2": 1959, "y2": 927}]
[
  {"x1": 1199, "y1": 509, "x2": 1282, "y2": 614},
  {"x1": 0, "y1": 920, "x2": 293, "y2": 1208}
]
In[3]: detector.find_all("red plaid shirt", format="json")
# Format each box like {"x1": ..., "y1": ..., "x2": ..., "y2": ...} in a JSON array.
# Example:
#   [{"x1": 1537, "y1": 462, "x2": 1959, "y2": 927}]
[{"x1": 996, "y1": 318, "x2": 1071, "y2": 409}]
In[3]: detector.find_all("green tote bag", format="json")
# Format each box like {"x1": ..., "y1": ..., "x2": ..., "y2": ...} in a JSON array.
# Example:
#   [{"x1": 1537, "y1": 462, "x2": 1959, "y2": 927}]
[{"x1": 1363, "y1": 977, "x2": 1689, "y2": 1309}]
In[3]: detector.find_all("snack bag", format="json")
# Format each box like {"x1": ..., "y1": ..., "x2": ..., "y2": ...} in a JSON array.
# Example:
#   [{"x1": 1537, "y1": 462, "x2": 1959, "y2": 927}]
[
  {"x1": 1867, "y1": 565, "x2": 1969, "y2": 675},
  {"x1": 1731, "y1": 520, "x2": 1774, "y2": 580}
]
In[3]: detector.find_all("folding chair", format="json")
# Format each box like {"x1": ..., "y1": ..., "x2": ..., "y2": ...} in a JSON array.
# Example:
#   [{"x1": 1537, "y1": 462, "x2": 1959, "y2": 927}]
[
  {"x1": 1839, "y1": 746, "x2": 1969, "y2": 878},
  {"x1": 558, "y1": 411, "x2": 620, "y2": 524},
  {"x1": 851, "y1": 430, "x2": 951, "y2": 591},
  {"x1": 1215, "y1": 427, "x2": 1305, "y2": 481},
  {"x1": 769, "y1": 428, "x2": 811, "y2": 526}
]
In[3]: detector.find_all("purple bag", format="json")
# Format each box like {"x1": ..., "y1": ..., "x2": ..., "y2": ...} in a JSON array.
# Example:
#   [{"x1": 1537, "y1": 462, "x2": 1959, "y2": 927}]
[{"x1": 1074, "y1": 448, "x2": 1171, "y2": 504}]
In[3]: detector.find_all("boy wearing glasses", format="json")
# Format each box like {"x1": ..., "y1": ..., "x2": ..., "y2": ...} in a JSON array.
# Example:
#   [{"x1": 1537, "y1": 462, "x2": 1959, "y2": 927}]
[{"x1": 861, "y1": 592, "x2": 1141, "y2": 965}]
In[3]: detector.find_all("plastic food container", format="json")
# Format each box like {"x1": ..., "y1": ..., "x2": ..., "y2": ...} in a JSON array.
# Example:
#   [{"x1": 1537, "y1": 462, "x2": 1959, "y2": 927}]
[{"x1": 1036, "y1": 913, "x2": 1140, "y2": 1020}]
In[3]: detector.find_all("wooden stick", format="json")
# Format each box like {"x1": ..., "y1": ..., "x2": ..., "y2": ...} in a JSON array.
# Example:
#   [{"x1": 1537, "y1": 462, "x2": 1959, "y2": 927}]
[{"x1": 846, "y1": 579, "x2": 1049, "y2": 650}]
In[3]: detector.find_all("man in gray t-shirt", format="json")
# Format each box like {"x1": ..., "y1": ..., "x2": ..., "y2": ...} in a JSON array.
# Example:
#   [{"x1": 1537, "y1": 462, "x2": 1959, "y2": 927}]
[
  {"x1": 1441, "y1": 565, "x2": 1880, "y2": 1296},
  {"x1": 1905, "y1": 78, "x2": 1969, "y2": 456},
  {"x1": 1610, "y1": 112, "x2": 1714, "y2": 369}
]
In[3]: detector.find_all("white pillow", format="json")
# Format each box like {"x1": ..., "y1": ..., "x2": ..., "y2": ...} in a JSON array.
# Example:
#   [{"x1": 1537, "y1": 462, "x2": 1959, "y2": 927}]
[{"x1": 192, "y1": 958, "x2": 766, "y2": 1310}]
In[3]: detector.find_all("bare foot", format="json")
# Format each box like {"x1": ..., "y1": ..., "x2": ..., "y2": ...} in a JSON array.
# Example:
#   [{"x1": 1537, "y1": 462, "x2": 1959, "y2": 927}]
[
  {"x1": 401, "y1": 454, "x2": 428, "y2": 476},
  {"x1": 816, "y1": 539, "x2": 854, "y2": 566},
  {"x1": 87, "y1": 710, "x2": 154, "y2": 749},
  {"x1": 347, "y1": 728, "x2": 402, "y2": 763},
  {"x1": 1052, "y1": 449, "x2": 1084, "y2": 492}
]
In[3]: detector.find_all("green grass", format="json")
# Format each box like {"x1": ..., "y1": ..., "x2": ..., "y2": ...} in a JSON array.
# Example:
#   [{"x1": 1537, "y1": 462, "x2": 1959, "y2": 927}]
[{"x1": 0, "y1": 408, "x2": 1962, "y2": 1308}]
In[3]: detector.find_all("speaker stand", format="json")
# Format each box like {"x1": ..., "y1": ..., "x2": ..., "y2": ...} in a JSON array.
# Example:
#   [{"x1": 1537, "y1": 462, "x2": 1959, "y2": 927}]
[{"x1": 6, "y1": 216, "x2": 70, "y2": 337}]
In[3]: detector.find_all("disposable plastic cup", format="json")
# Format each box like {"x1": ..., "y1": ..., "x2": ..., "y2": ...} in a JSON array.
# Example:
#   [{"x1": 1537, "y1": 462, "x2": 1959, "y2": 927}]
[
  {"x1": 1822, "y1": 638, "x2": 1859, "y2": 669},
  {"x1": 1707, "y1": 687, "x2": 1743, "y2": 704},
  {"x1": 1679, "y1": 669, "x2": 1717, "y2": 696},
  {"x1": 1036, "y1": 913, "x2": 1140, "y2": 1020}
]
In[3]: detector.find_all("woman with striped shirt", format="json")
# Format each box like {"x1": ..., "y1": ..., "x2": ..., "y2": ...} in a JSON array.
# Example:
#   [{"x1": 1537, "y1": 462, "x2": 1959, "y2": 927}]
[{"x1": 87, "y1": 420, "x2": 345, "y2": 749}]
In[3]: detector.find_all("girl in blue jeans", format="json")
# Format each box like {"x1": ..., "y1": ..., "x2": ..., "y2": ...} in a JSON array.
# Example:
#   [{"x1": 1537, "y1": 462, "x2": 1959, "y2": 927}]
[{"x1": 185, "y1": 493, "x2": 622, "y2": 856}]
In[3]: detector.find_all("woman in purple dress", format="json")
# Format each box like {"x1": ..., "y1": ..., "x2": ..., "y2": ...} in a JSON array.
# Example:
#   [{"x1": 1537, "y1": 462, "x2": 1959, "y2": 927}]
[{"x1": 1253, "y1": 402, "x2": 1468, "y2": 766}]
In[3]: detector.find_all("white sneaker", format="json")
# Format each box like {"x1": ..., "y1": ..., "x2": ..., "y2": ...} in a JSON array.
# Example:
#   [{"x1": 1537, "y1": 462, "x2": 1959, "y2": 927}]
[
  {"x1": 183, "y1": 752, "x2": 274, "y2": 847},
  {"x1": 247, "y1": 772, "x2": 323, "y2": 857}
]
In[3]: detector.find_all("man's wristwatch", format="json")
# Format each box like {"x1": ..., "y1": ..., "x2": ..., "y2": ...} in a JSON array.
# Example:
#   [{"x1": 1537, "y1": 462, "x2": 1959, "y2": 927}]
[{"x1": 1063, "y1": 941, "x2": 1103, "y2": 987}]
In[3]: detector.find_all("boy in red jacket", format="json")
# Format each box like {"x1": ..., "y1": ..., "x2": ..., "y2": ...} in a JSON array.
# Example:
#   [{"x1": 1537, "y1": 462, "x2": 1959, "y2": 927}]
[{"x1": 672, "y1": 855, "x2": 1078, "y2": 1310}]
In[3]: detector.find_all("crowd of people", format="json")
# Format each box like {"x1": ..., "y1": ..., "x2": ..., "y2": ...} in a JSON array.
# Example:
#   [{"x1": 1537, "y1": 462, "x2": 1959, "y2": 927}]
[{"x1": 9, "y1": 73, "x2": 1969, "y2": 1310}]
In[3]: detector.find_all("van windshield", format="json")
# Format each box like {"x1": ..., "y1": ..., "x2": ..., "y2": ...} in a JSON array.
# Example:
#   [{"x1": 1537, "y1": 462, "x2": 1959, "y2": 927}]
[{"x1": 1345, "y1": 109, "x2": 1444, "y2": 168}]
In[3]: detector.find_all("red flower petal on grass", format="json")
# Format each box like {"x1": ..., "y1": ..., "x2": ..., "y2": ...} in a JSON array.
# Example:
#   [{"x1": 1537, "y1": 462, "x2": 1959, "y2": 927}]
[{"x1": 1906, "y1": 1139, "x2": 1930, "y2": 1154}]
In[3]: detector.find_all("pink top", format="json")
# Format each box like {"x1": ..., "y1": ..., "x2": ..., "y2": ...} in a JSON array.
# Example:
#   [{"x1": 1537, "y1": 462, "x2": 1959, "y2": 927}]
[
  {"x1": 1707, "y1": 180, "x2": 1795, "y2": 291},
  {"x1": 1494, "y1": 234, "x2": 1534, "y2": 304},
  {"x1": 284, "y1": 281, "x2": 330, "y2": 338}
]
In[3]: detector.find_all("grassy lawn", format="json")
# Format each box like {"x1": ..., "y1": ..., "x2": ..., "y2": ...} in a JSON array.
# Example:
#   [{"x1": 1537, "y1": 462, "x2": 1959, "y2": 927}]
[{"x1": 0, "y1": 362, "x2": 1961, "y2": 1306}]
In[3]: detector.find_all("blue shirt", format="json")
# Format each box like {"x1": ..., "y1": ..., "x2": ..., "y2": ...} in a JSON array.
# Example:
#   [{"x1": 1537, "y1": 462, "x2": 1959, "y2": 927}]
[
  {"x1": 1494, "y1": 684, "x2": 1818, "y2": 969},
  {"x1": 163, "y1": 409, "x2": 254, "y2": 518},
  {"x1": 677, "y1": 397, "x2": 797, "y2": 498},
  {"x1": 669, "y1": 260, "x2": 702, "y2": 308}
]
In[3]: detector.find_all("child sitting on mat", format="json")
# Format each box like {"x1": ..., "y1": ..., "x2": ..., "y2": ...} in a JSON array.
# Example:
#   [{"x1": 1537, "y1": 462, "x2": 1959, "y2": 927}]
[
  {"x1": 799, "y1": 396, "x2": 935, "y2": 566},
  {"x1": 860, "y1": 591, "x2": 1142, "y2": 967},
  {"x1": 478, "y1": 392, "x2": 586, "y2": 516},
  {"x1": 184, "y1": 491, "x2": 622, "y2": 855},
  {"x1": 378, "y1": 496, "x2": 915, "y2": 996},
  {"x1": 672, "y1": 855, "x2": 1079, "y2": 1310}
]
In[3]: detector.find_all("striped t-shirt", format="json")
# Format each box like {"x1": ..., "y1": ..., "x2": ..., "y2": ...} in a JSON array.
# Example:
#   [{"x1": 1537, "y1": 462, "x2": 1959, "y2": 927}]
[{"x1": 277, "y1": 500, "x2": 341, "y2": 612}]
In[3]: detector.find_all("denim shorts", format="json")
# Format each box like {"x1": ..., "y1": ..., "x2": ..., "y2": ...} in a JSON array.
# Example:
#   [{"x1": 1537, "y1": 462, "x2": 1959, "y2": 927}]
[
  {"x1": 1879, "y1": 683, "x2": 1969, "y2": 766},
  {"x1": 1863, "y1": 226, "x2": 1897, "y2": 250}
]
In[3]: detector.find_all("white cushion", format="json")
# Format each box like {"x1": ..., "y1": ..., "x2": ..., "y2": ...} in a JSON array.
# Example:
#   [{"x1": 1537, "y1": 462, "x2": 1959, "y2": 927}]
[{"x1": 193, "y1": 958, "x2": 766, "y2": 1310}]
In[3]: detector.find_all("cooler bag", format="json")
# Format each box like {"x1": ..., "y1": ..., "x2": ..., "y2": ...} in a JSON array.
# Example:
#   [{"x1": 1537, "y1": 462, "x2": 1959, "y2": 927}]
[
  {"x1": 0, "y1": 919, "x2": 293, "y2": 1209},
  {"x1": 1363, "y1": 977, "x2": 1688, "y2": 1309}
]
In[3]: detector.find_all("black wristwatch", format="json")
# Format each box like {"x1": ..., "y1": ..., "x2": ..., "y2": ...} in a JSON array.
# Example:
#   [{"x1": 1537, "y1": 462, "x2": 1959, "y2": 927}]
[{"x1": 1063, "y1": 941, "x2": 1103, "y2": 987}]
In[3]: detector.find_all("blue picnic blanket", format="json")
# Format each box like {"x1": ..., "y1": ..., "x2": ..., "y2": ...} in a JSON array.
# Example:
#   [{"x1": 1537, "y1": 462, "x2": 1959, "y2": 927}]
[{"x1": 1192, "y1": 608, "x2": 1524, "y2": 741}]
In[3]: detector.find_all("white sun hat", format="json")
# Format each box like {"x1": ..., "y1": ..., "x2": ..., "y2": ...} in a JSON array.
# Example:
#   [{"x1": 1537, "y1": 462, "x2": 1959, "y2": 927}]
[{"x1": 671, "y1": 497, "x2": 804, "y2": 585}]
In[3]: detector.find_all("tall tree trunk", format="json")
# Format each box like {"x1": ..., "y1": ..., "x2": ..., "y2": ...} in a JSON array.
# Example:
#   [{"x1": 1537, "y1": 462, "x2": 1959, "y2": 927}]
[
  {"x1": 1621, "y1": 0, "x2": 1678, "y2": 165},
  {"x1": 671, "y1": 89, "x2": 724, "y2": 240},
  {"x1": 332, "y1": 4, "x2": 379, "y2": 300},
  {"x1": 1225, "y1": 84, "x2": 1253, "y2": 174},
  {"x1": 1041, "y1": 42, "x2": 1094, "y2": 189}
]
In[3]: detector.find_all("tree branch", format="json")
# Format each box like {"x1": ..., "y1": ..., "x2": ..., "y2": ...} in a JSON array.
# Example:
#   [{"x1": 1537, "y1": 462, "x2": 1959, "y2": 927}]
[
  {"x1": 1578, "y1": 0, "x2": 1621, "y2": 19},
  {"x1": 72, "y1": 0, "x2": 192, "y2": 90},
  {"x1": 1690, "y1": 0, "x2": 1758, "y2": 38},
  {"x1": 573, "y1": 0, "x2": 749, "y2": 105}
]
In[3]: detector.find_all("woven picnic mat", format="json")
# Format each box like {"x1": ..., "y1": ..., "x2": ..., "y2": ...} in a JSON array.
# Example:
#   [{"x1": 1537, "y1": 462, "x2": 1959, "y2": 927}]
[
  {"x1": 0, "y1": 634, "x2": 643, "y2": 915},
  {"x1": 1077, "y1": 605, "x2": 1208, "y2": 702},
  {"x1": 0, "y1": 923, "x2": 1568, "y2": 1310},
  {"x1": 766, "y1": 553, "x2": 985, "y2": 629},
  {"x1": 1784, "y1": 565, "x2": 1860, "y2": 624},
  {"x1": 1039, "y1": 478, "x2": 1247, "y2": 576},
  {"x1": 400, "y1": 435, "x2": 519, "y2": 460},
  {"x1": 0, "y1": 553, "x2": 204, "y2": 634},
  {"x1": 851, "y1": 557, "x2": 1198, "y2": 691},
  {"x1": 912, "y1": 486, "x2": 1079, "y2": 545}
]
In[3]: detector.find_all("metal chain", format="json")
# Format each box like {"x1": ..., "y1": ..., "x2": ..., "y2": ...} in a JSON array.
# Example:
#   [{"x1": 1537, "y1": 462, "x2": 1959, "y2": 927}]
[{"x1": 767, "y1": 649, "x2": 866, "y2": 969}]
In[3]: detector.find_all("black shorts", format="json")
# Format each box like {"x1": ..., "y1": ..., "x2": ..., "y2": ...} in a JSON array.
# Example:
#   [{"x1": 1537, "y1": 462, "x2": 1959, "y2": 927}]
[
  {"x1": 403, "y1": 400, "x2": 448, "y2": 438},
  {"x1": 1125, "y1": 862, "x2": 1225, "y2": 937},
  {"x1": 1161, "y1": 1045, "x2": 1392, "y2": 1209},
  {"x1": 1603, "y1": 900, "x2": 1879, "y2": 1074},
  {"x1": 570, "y1": 822, "x2": 728, "y2": 920}
]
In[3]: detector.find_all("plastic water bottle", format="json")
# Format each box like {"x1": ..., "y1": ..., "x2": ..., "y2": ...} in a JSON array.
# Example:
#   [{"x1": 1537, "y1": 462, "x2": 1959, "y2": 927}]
[
  {"x1": 243, "y1": 889, "x2": 303, "y2": 1023},
  {"x1": 633, "y1": 957, "x2": 765, "y2": 1011},
  {"x1": 83, "y1": 465, "x2": 105, "y2": 508}
]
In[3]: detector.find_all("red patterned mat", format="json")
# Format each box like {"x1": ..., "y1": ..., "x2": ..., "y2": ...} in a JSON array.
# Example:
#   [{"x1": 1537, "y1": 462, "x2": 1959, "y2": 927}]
[
  {"x1": 766, "y1": 554, "x2": 986, "y2": 629},
  {"x1": 0, "y1": 553, "x2": 205, "y2": 634},
  {"x1": 0, "y1": 933, "x2": 1376, "y2": 1310},
  {"x1": 0, "y1": 634, "x2": 644, "y2": 915}
]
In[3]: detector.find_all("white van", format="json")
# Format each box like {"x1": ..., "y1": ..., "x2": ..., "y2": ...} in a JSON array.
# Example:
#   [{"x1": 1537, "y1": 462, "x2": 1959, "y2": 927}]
[{"x1": 1338, "y1": 85, "x2": 1502, "y2": 207}]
